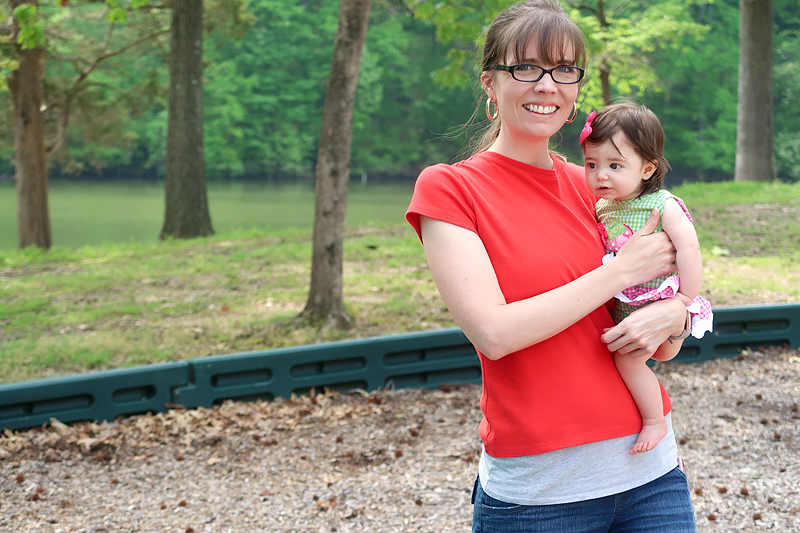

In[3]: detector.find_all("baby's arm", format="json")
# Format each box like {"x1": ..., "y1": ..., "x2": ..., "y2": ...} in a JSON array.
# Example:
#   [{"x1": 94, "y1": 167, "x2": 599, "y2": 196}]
[
  {"x1": 661, "y1": 198, "x2": 702, "y2": 302},
  {"x1": 648, "y1": 199, "x2": 701, "y2": 362}
]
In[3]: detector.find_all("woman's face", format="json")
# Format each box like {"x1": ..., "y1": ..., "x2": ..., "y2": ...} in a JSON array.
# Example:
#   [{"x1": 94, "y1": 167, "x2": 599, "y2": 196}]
[{"x1": 481, "y1": 39, "x2": 580, "y2": 145}]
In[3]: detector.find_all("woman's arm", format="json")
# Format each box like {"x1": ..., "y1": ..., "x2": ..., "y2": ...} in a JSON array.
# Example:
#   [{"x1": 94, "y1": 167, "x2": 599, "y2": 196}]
[
  {"x1": 649, "y1": 308, "x2": 692, "y2": 362},
  {"x1": 420, "y1": 209, "x2": 676, "y2": 360}
]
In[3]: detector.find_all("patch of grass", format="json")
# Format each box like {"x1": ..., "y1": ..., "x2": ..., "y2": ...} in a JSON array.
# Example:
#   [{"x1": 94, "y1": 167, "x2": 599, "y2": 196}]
[
  {"x1": 0, "y1": 333, "x2": 163, "y2": 383},
  {"x1": 692, "y1": 203, "x2": 800, "y2": 257},
  {"x1": 672, "y1": 180, "x2": 800, "y2": 205},
  {"x1": 0, "y1": 225, "x2": 443, "y2": 383},
  {"x1": 1, "y1": 182, "x2": 799, "y2": 384},
  {"x1": 703, "y1": 255, "x2": 800, "y2": 306},
  {"x1": 671, "y1": 181, "x2": 800, "y2": 257}
]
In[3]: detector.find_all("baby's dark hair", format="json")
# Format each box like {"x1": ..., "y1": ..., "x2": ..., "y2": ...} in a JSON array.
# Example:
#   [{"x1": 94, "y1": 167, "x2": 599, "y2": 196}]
[{"x1": 582, "y1": 102, "x2": 670, "y2": 197}]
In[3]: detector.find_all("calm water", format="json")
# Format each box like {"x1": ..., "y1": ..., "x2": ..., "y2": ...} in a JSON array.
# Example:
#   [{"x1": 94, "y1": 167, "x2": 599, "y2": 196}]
[{"x1": 0, "y1": 181, "x2": 415, "y2": 251}]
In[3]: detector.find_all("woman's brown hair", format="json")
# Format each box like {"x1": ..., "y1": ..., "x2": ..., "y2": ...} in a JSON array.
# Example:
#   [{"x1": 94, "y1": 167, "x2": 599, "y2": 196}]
[{"x1": 471, "y1": 0, "x2": 587, "y2": 156}]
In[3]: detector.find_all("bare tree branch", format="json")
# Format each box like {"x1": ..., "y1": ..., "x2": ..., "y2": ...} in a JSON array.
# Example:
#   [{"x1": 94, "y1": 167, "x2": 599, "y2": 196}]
[
  {"x1": 74, "y1": 28, "x2": 168, "y2": 87},
  {"x1": 101, "y1": 22, "x2": 114, "y2": 54},
  {"x1": 46, "y1": 28, "x2": 169, "y2": 156}
]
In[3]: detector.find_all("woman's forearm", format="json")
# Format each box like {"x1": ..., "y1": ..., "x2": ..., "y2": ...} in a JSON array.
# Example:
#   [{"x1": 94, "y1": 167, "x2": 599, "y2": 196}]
[
  {"x1": 466, "y1": 261, "x2": 645, "y2": 359},
  {"x1": 421, "y1": 216, "x2": 675, "y2": 360}
]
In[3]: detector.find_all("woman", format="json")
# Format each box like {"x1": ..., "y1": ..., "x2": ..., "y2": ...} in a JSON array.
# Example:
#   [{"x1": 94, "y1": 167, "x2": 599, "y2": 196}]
[{"x1": 405, "y1": 1, "x2": 697, "y2": 531}]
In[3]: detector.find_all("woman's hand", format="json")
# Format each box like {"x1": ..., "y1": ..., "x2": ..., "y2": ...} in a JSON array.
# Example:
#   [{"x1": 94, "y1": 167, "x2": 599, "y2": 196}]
[
  {"x1": 613, "y1": 209, "x2": 677, "y2": 288},
  {"x1": 419, "y1": 215, "x2": 666, "y2": 360},
  {"x1": 601, "y1": 297, "x2": 687, "y2": 358}
]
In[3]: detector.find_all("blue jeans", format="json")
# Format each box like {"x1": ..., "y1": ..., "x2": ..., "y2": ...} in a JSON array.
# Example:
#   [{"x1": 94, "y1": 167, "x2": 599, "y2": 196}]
[{"x1": 472, "y1": 467, "x2": 696, "y2": 533}]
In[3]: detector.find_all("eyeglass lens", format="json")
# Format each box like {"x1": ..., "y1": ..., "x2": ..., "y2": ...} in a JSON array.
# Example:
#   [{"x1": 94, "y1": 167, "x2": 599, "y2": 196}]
[{"x1": 514, "y1": 65, "x2": 581, "y2": 84}]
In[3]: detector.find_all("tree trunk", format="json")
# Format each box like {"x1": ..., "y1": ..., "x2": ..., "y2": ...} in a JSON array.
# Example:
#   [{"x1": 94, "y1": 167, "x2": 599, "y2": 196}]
[
  {"x1": 599, "y1": 66, "x2": 612, "y2": 106},
  {"x1": 735, "y1": 0, "x2": 775, "y2": 182},
  {"x1": 160, "y1": 0, "x2": 214, "y2": 239},
  {"x1": 9, "y1": 0, "x2": 51, "y2": 250},
  {"x1": 596, "y1": 0, "x2": 612, "y2": 105},
  {"x1": 300, "y1": 0, "x2": 372, "y2": 329}
]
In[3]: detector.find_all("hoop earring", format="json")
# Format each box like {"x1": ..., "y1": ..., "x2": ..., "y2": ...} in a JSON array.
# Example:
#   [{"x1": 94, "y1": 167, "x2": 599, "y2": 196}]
[
  {"x1": 565, "y1": 102, "x2": 578, "y2": 123},
  {"x1": 486, "y1": 97, "x2": 498, "y2": 121}
]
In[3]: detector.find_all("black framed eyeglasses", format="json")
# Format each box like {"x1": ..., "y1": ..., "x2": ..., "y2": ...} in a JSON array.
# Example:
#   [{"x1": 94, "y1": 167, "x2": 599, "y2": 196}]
[{"x1": 491, "y1": 64, "x2": 585, "y2": 84}]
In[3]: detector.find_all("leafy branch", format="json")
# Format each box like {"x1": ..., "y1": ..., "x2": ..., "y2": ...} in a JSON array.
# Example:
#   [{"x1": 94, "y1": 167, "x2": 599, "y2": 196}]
[{"x1": 47, "y1": 27, "x2": 169, "y2": 154}]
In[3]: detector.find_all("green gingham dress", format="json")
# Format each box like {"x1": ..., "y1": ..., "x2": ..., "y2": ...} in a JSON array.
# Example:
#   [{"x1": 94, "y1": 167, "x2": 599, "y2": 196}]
[{"x1": 596, "y1": 189, "x2": 713, "y2": 335}]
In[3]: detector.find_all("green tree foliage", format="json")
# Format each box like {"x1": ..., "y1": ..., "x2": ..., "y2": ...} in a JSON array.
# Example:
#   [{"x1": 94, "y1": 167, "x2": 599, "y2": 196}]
[
  {"x1": 49, "y1": 4, "x2": 170, "y2": 174},
  {"x1": 199, "y1": 0, "x2": 341, "y2": 178},
  {"x1": 0, "y1": 0, "x2": 170, "y2": 175},
  {"x1": 350, "y1": 9, "x2": 477, "y2": 177},
  {"x1": 640, "y1": 0, "x2": 798, "y2": 182},
  {"x1": 639, "y1": 0, "x2": 740, "y2": 180},
  {"x1": 197, "y1": 0, "x2": 476, "y2": 180},
  {"x1": 568, "y1": 0, "x2": 707, "y2": 108},
  {"x1": 4, "y1": 0, "x2": 797, "y2": 183},
  {"x1": 404, "y1": 0, "x2": 509, "y2": 86},
  {"x1": 773, "y1": 2, "x2": 800, "y2": 181},
  {"x1": 11, "y1": 2, "x2": 44, "y2": 49},
  {"x1": 41, "y1": 0, "x2": 474, "y2": 181}
]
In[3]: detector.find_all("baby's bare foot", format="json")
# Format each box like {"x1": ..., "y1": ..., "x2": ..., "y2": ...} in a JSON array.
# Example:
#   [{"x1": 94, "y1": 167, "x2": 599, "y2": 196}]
[{"x1": 629, "y1": 418, "x2": 668, "y2": 455}]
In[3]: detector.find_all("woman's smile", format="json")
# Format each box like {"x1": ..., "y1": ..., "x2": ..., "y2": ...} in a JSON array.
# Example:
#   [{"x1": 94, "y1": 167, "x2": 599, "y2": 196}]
[{"x1": 523, "y1": 104, "x2": 558, "y2": 114}]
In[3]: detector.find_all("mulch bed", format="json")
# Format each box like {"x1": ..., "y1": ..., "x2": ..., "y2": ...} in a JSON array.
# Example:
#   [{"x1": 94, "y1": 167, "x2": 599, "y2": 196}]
[{"x1": 1, "y1": 346, "x2": 799, "y2": 532}]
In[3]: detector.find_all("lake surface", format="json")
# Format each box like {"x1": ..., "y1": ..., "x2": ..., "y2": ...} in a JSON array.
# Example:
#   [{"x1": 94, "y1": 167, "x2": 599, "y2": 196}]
[{"x1": 0, "y1": 181, "x2": 415, "y2": 251}]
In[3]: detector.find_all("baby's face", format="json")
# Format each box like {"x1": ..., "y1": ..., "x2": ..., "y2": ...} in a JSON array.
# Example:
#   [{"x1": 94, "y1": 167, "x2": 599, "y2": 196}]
[{"x1": 584, "y1": 133, "x2": 656, "y2": 201}]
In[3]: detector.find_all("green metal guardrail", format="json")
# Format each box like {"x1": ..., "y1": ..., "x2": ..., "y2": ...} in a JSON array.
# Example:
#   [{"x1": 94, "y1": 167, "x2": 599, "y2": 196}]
[
  {"x1": 0, "y1": 362, "x2": 189, "y2": 432},
  {"x1": 0, "y1": 303, "x2": 798, "y2": 431},
  {"x1": 171, "y1": 327, "x2": 479, "y2": 408}
]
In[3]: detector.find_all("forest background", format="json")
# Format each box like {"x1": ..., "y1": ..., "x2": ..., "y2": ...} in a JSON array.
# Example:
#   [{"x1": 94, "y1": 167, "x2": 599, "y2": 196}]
[
  {"x1": 0, "y1": 0, "x2": 799, "y2": 383},
  {"x1": 1, "y1": 0, "x2": 799, "y2": 187}
]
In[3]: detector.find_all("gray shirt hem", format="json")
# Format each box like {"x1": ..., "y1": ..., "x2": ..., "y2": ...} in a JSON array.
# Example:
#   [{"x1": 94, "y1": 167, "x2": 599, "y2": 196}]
[{"x1": 478, "y1": 413, "x2": 679, "y2": 505}]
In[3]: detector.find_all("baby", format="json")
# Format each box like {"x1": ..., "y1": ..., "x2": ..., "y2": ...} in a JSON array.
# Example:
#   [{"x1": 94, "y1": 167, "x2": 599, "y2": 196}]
[{"x1": 581, "y1": 102, "x2": 713, "y2": 454}]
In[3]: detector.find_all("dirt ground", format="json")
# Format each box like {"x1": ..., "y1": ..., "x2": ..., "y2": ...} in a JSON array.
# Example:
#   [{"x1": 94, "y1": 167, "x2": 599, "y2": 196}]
[{"x1": 1, "y1": 345, "x2": 799, "y2": 532}]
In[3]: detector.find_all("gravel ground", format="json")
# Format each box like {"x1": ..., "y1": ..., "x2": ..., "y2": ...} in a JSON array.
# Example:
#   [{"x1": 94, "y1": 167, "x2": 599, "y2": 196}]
[{"x1": 1, "y1": 346, "x2": 799, "y2": 533}]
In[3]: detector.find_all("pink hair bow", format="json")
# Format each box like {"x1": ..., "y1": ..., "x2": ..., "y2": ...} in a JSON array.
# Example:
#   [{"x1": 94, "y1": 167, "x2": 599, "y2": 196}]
[{"x1": 580, "y1": 110, "x2": 596, "y2": 144}]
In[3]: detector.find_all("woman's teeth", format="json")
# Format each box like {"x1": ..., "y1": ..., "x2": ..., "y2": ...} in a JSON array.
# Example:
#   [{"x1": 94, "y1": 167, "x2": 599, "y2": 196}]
[{"x1": 523, "y1": 104, "x2": 557, "y2": 114}]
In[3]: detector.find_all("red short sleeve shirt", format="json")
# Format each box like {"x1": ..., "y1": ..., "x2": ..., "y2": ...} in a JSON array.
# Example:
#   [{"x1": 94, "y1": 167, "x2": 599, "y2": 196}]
[{"x1": 406, "y1": 151, "x2": 672, "y2": 457}]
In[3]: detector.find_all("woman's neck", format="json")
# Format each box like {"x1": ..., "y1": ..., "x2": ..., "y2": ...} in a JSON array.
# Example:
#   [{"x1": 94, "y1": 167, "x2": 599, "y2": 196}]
[{"x1": 486, "y1": 131, "x2": 554, "y2": 169}]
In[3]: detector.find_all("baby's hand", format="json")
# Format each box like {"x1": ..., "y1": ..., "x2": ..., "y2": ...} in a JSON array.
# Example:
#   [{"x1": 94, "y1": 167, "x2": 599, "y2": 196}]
[{"x1": 675, "y1": 292, "x2": 693, "y2": 306}]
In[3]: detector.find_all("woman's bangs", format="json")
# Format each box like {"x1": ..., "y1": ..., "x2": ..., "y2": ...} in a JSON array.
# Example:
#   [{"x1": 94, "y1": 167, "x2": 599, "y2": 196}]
[{"x1": 509, "y1": 18, "x2": 585, "y2": 67}]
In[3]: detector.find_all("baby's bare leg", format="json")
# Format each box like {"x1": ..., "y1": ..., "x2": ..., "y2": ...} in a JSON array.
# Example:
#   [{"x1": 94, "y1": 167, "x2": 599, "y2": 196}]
[{"x1": 614, "y1": 351, "x2": 667, "y2": 455}]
